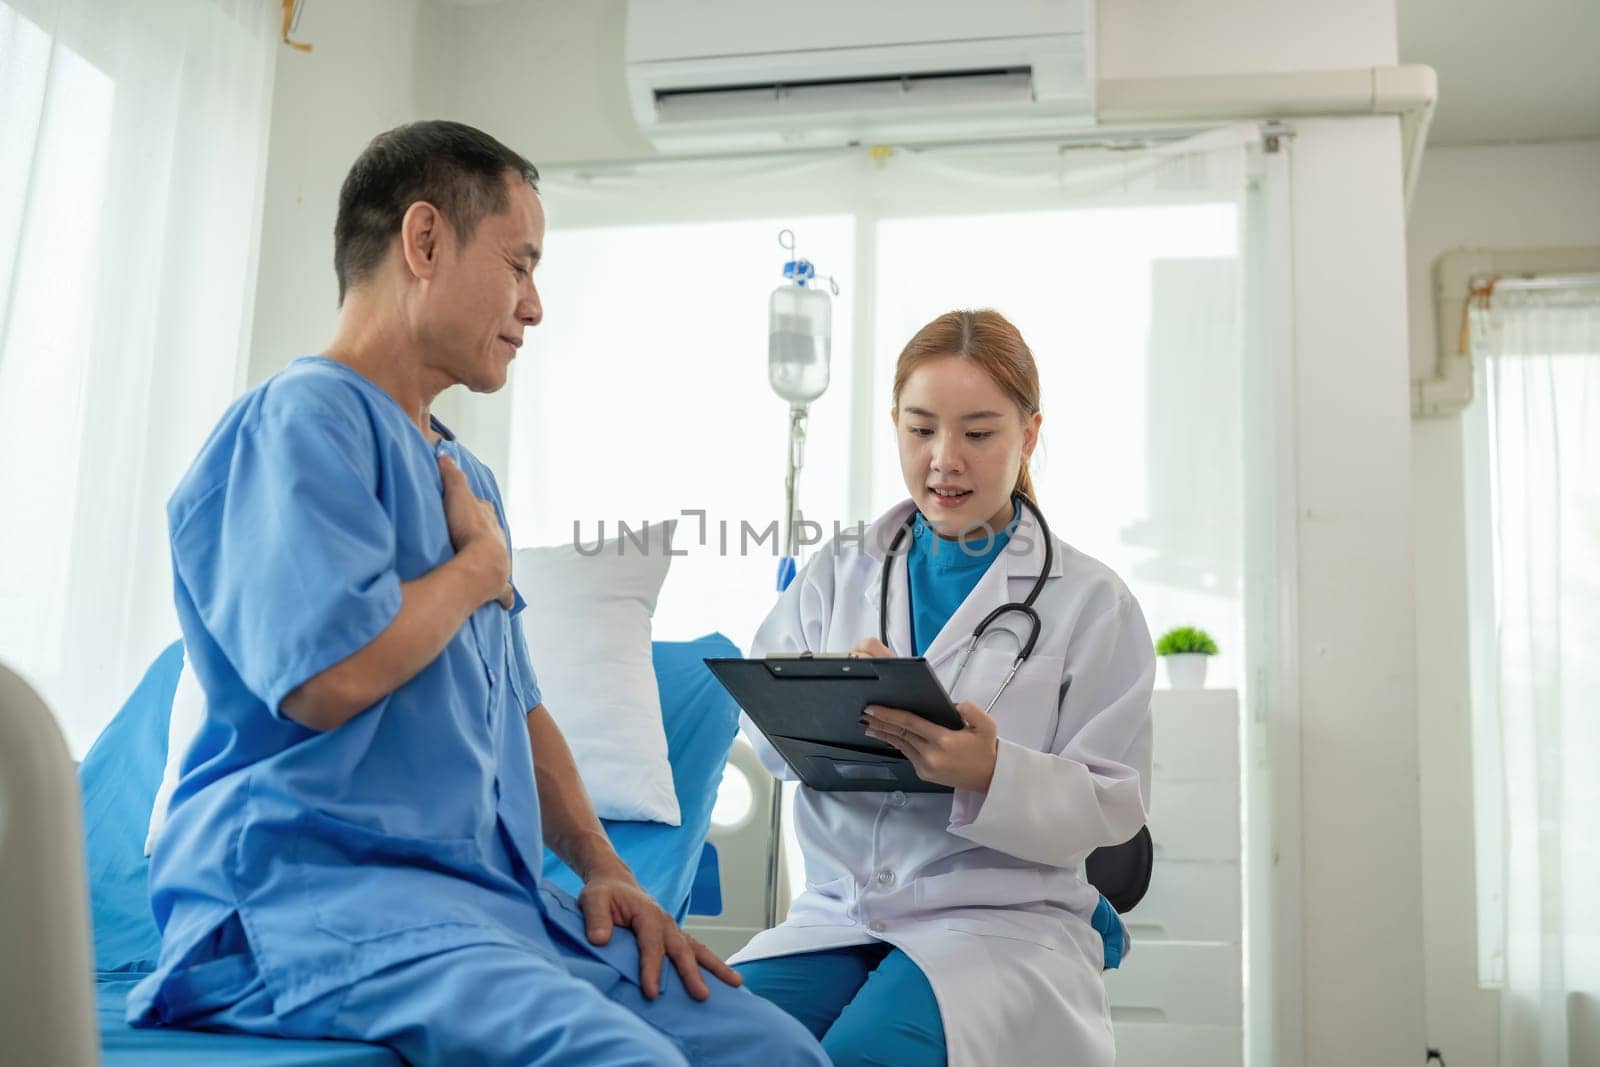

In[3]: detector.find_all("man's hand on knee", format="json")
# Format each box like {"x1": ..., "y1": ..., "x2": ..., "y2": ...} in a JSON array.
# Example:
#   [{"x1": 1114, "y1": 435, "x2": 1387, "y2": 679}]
[{"x1": 578, "y1": 875, "x2": 744, "y2": 1001}]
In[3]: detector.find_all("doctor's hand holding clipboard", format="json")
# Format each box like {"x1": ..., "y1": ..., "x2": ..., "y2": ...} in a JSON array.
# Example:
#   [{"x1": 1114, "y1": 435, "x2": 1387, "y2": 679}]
[{"x1": 850, "y1": 637, "x2": 1002, "y2": 794}]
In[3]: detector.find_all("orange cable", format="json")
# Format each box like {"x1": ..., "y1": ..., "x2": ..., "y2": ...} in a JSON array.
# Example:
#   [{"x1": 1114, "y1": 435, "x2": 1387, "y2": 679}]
[
  {"x1": 1458, "y1": 276, "x2": 1499, "y2": 356},
  {"x1": 281, "y1": 0, "x2": 311, "y2": 53}
]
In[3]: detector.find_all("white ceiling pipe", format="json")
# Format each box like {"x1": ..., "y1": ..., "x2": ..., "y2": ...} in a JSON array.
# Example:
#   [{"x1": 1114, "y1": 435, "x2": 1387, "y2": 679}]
[{"x1": 1099, "y1": 65, "x2": 1439, "y2": 206}]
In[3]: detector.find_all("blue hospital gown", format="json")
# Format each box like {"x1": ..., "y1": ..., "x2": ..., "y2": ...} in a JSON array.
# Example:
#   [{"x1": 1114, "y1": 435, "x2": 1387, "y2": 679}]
[{"x1": 127, "y1": 357, "x2": 823, "y2": 1065}]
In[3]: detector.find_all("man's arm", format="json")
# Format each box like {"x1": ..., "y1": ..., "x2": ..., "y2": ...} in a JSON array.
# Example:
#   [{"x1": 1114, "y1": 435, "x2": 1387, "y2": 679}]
[
  {"x1": 526, "y1": 704, "x2": 743, "y2": 1001},
  {"x1": 526, "y1": 703, "x2": 633, "y2": 881},
  {"x1": 281, "y1": 455, "x2": 511, "y2": 732}
]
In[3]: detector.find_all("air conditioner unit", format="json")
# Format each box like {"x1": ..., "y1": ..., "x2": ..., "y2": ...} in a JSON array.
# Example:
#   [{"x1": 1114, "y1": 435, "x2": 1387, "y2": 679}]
[{"x1": 624, "y1": 1, "x2": 1094, "y2": 153}]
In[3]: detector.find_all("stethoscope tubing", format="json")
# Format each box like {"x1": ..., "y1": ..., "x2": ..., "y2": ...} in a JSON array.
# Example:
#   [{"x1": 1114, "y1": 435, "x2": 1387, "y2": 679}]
[{"x1": 879, "y1": 494, "x2": 1055, "y2": 714}]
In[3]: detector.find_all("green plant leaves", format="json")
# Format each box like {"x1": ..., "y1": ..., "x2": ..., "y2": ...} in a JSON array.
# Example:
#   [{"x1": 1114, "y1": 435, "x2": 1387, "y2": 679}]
[{"x1": 1155, "y1": 625, "x2": 1218, "y2": 656}]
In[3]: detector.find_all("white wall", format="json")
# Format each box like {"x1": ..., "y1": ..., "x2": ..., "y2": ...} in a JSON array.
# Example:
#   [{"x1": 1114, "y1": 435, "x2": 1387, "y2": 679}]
[
  {"x1": 415, "y1": 0, "x2": 1403, "y2": 166},
  {"x1": 1098, "y1": 0, "x2": 1398, "y2": 77},
  {"x1": 1286, "y1": 117, "x2": 1424, "y2": 1067},
  {"x1": 248, "y1": 0, "x2": 424, "y2": 386},
  {"x1": 1407, "y1": 138, "x2": 1600, "y2": 1067},
  {"x1": 416, "y1": 0, "x2": 648, "y2": 166},
  {"x1": 248, "y1": 3, "x2": 1431, "y2": 1063},
  {"x1": 1408, "y1": 141, "x2": 1600, "y2": 376}
]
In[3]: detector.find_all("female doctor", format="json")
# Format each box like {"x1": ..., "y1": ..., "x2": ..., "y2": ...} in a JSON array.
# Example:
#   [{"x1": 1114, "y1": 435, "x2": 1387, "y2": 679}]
[{"x1": 728, "y1": 309, "x2": 1155, "y2": 1067}]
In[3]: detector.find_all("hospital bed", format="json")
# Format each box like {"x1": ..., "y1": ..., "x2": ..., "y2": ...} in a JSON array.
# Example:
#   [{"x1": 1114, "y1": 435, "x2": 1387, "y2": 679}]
[{"x1": 1, "y1": 633, "x2": 742, "y2": 1065}]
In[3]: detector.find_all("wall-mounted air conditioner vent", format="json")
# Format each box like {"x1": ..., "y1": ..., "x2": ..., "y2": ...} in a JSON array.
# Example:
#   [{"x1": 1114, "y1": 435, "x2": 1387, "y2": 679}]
[
  {"x1": 626, "y1": 1, "x2": 1094, "y2": 152},
  {"x1": 654, "y1": 67, "x2": 1036, "y2": 124}
]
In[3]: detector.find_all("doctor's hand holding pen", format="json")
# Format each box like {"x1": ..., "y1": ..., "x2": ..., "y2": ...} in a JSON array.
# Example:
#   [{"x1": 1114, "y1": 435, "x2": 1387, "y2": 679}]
[{"x1": 849, "y1": 638, "x2": 1000, "y2": 793}]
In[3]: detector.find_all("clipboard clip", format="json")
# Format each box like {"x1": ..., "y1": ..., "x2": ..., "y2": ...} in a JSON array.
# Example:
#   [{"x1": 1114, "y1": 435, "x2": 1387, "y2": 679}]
[{"x1": 764, "y1": 655, "x2": 879, "y2": 679}]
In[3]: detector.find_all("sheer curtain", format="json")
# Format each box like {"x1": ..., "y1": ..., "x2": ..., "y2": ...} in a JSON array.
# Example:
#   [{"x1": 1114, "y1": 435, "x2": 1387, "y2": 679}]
[
  {"x1": 1464, "y1": 283, "x2": 1600, "y2": 1065},
  {"x1": 0, "y1": 0, "x2": 277, "y2": 754}
]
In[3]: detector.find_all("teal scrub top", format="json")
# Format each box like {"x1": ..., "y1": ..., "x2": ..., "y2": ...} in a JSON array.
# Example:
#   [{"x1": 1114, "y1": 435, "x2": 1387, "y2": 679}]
[
  {"x1": 904, "y1": 508, "x2": 1014, "y2": 656},
  {"x1": 130, "y1": 357, "x2": 555, "y2": 1026}
]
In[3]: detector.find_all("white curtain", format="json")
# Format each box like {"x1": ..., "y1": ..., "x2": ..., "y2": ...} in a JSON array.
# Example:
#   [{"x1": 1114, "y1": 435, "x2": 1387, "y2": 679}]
[
  {"x1": 0, "y1": 0, "x2": 277, "y2": 755},
  {"x1": 1465, "y1": 284, "x2": 1600, "y2": 1065}
]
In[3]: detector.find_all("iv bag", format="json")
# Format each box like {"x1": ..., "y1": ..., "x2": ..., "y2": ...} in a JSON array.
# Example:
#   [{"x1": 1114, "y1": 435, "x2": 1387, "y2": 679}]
[{"x1": 768, "y1": 283, "x2": 831, "y2": 405}]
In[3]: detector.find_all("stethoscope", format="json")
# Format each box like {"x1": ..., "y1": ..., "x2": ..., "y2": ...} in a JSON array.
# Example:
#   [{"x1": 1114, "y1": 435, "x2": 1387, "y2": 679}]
[{"x1": 879, "y1": 493, "x2": 1054, "y2": 714}]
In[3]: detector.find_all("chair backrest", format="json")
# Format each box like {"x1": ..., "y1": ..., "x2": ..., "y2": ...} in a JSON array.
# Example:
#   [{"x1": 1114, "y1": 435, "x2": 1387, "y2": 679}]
[
  {"x1": 1085, "y1": 825, "x2": 1154, "y2": 914},
  {"x1": 0, "y1": 663, "x2": 99, "y2": 1065}
]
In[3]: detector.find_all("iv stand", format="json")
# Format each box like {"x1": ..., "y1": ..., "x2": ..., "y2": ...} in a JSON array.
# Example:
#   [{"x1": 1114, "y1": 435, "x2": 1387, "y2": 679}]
[
  {"x1": 782, "y1": 405, "x2": 809, "y2": 560},
  {"x1": 764, "y1": 228, "x2": 837, "y2": 931},
  {"x1": 762, "y1": 405, "x2": 813, "y2": 930}
]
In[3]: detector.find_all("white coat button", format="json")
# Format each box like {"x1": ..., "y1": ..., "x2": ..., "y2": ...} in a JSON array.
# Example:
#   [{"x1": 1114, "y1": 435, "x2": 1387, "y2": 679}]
[
  {"x1": 869, "y1": 920, "x2": 886, "y2": 933},
  {"x1": 889, "y1": 791, "x2": 907, "y2": 807},
  {"x1": 875, "y1": 869, "x2": 895, "y2": 886}
]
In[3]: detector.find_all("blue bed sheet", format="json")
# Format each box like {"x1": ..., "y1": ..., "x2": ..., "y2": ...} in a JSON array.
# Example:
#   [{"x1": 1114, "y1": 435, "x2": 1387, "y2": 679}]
[
  {"x1": 78, "y1": 633, "x2": 740, "y2": 1060},
  {"x1": 95, "y1": 976, "x2": 400, "y2": 1066},
  {"x1": 79, "y1": 640, "x2": 182, "y2": 975},
  {"x1": 542, "y1": 634, "x2": 742, "y2": 921}
]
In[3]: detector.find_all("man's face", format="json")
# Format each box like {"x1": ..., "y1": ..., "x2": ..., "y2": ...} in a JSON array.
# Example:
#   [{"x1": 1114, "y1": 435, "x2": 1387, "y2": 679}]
[{"x1": 420, "y1": 172, "x2": 545, "y2": 394}]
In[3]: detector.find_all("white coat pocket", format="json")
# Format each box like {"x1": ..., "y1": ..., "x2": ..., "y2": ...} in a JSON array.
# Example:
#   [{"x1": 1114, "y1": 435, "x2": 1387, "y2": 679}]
[
  {"x1": 914, "y1": 869, "x2": 1069, "y2": 950},
  {"x1": 943, "y1": 913, "x2": 1066, "y2": 948}
]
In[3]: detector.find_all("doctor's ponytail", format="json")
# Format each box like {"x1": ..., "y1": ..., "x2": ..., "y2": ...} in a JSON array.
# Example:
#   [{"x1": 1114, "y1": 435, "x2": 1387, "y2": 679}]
[
  {"x1": 1015, "y1": 455, "x2": 1037, "y2": 501},
  {"x1": 892, "y1": 309, "x2": 1042, "y2": 501}
]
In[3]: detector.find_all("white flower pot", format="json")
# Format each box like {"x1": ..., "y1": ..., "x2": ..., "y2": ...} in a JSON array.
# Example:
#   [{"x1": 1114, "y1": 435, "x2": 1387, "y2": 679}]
[{"x1": 1163, "y1": 653, "x2": 1209, "y2": 689}]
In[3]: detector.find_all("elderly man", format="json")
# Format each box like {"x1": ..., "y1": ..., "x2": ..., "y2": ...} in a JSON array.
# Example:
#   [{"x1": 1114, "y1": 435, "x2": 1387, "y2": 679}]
[{"x1": 128, "y1": 120, "x2": 824, "y2": 1067}]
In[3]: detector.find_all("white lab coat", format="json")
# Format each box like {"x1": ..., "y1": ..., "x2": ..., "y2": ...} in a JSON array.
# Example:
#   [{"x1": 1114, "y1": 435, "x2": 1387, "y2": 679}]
[{"x1": 728, "y1": 499, "x2": 1155, "y2": 1067}]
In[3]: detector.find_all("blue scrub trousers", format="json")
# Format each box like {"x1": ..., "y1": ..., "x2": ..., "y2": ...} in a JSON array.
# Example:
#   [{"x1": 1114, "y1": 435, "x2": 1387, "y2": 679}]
[
  {"x1": 735, "y1": 944, "x2": 947, "y2": 1067},
  {"x1": 170, "y1": 913, "x2": 825, "y2": 1066}
]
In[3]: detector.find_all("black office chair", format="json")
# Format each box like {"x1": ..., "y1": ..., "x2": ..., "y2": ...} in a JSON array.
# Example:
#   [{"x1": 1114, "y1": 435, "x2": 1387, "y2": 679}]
[{"x1": 1084, "y1": 825, "x2": 1154, "y2": 914}]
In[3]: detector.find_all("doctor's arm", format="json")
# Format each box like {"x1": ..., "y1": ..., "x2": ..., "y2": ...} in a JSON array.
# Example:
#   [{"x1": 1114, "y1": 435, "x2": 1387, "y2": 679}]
[
  {"x1": 944, "y1": 595, "x2": 1155, "y2": 869},
  {"x1": 524, "y1": 704, "x2": 743, "y2": 1000},
  {"x1": 280, "y1": 456, "x2": 513, "y2": 732}
]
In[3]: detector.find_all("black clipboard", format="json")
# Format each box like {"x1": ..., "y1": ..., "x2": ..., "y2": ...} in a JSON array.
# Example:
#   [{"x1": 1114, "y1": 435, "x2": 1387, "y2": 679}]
[{"x1": 704, "y1": 656, "x2": 964, "y2": 793}]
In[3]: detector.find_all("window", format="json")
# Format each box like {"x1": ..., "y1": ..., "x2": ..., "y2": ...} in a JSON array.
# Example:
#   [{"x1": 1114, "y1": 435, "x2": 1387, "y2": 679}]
[
  {"x1": 1462, "y1": 273, "x2": 1600, "y2": 1057},
  {"x1": 507, "y1": 215, "x2": 856, "y2": 646},
  {"x1": 0, "y1": 0, "x2": 275, "y2": 753},
  {"x1": 0, "y1": 5, "x2": 117, "y2": 748},
  {"x1": 871, "y1": 205, "x2": 1244, "y2": 674},
  {"x1": 506, "y1": 185, "x2": 1248, "y2": 674}
]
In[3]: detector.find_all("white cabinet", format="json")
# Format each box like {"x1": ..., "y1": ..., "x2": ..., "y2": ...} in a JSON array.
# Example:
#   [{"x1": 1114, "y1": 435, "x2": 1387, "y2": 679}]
[{"x1": 1105, "y1": 688, "x2": 1243, "y2": 1067}]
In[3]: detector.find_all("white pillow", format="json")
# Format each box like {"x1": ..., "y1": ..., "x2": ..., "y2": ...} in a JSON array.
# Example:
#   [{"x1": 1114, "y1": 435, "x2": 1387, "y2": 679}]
[
  {"x1": 145, "y1": 647, "x2": 206, "y2": 855},
  {"x1": 512, "y1": 520, "x2": 680, "y2": 826}
]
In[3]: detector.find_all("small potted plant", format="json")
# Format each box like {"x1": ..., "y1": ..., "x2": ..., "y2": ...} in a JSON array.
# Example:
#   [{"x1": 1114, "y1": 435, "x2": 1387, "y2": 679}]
[{"x1": 1155, "y1": 626, "x2": 1218, "y2": 689}]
